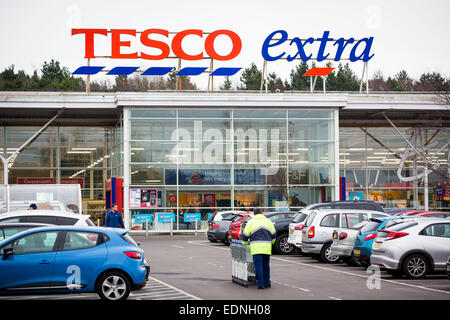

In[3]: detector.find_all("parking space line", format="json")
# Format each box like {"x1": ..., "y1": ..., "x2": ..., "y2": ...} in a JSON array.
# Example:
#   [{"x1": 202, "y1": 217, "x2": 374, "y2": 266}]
[
  {"x1": 149, "y1": 277, "x2": 202, "y2": 300},
  {"x1": 188, "y1": 240, "x2": 450, "y2": 296},
  {"x1": 272, "y1": 256, "x2": 450, "y2": 296}
]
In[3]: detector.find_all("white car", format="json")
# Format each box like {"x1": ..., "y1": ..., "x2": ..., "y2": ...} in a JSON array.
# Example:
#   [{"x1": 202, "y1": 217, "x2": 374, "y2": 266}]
[
  {"x1": 288, "y1": 212, "x2": 309, "y2": 250},
  {"x1": 209, "y1": 210, "x2": 249, "y2": 222},
  {"x1": 302, "y1": 209, "x2": 389, "y2": 263},
  {"x1": 0, "y1": 210, "x2": 95, "y2": 226}
]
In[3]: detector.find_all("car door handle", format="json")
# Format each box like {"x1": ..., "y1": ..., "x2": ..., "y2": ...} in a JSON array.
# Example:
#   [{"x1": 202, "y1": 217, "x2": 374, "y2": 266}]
[{"x1": 39, "y1": 260, "x2": 52, "y2": 264}]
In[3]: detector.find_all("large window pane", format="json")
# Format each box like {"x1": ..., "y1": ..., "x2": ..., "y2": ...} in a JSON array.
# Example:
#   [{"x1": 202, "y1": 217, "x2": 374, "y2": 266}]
[
  {"x1": 289, "y1": 119, "x2": 334, "y2": 141},
  {"x1": 131, "y1": 119, "x2": 176, "y2": 141},
  {"x1": 6, "y1": 127, "x2": 57, "y2": 168}
]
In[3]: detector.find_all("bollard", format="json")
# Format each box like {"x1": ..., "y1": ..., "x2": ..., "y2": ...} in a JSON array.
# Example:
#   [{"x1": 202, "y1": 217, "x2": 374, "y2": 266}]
[
  {"x1": 195, "y1": 219, "x2": 198, "y2": 236},
  {"x1": 146, "y1": 219, "x2": 149, "y2": 237},
  {"x1": 170, "y1": 218, "x2": 173, "y2": 237}
]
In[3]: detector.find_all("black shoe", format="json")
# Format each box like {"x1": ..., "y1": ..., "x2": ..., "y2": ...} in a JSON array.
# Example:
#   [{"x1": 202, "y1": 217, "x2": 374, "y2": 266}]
[
  {"x1": 264, "y1": 283, "x2": 271, "y2": 288},
  {"x1": 257, "y1": 286, "x2": 264, "y2": 290}
]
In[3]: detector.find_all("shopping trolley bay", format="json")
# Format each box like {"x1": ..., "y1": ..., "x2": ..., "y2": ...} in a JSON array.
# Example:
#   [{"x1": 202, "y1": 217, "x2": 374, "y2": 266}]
[{"x1": 2, "y1": 235, "x2": 449, "y2": 301}]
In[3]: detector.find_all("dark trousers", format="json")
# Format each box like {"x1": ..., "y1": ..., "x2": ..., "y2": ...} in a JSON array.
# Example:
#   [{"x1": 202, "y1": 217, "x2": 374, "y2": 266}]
[{"x1": 252, "y1": 254, "x2": 271, "y2": 288}]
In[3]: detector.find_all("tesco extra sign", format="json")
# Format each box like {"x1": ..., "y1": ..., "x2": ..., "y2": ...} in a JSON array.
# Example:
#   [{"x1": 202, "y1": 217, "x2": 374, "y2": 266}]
[{"x1": 71, "y1": 28, "x2": 374, "y2": 76}]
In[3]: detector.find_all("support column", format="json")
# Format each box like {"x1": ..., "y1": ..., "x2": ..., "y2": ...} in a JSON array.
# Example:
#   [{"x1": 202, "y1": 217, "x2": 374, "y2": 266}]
[{"x1": 123, "y1": 108, "x2": 131, "y2": 230}]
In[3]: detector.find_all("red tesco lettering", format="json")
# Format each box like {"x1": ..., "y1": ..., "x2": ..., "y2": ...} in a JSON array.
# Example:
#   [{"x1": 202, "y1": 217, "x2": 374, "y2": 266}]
[{"x1": 71, "y1": 28, "x2": 242, "y2": 61}]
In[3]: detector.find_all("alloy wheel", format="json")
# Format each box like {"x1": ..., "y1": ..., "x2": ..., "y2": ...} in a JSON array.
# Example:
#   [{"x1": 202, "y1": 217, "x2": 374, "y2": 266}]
[
  {"x1": 279, "y1": 236, "x2": 293, "y2": 254},
  {"x1": 101, "y1": 275, "x2": 128, "y2": 300},
  {"x1": 325, "y1": 246, "x2": 340, "y2": 263},
  {"x1": 406, "y1": 256, "x2": 427, "y2": 278}
]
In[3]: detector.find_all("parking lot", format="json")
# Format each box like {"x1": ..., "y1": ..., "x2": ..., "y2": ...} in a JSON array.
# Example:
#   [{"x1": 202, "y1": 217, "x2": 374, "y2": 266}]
[{"x1": 3, "y1": 234, "x2": 448, "y2": 301}]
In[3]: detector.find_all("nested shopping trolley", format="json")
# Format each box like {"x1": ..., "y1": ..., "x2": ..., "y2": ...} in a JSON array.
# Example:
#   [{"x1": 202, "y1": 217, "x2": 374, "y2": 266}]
[{"x1": 230, "y1": 239, "x2": 256, "y2": 287}]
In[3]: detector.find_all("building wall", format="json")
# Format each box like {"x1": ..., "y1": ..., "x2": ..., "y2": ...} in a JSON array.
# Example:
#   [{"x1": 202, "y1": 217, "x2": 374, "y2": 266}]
[
  {"x1": 0, "y1": 125, "x2": 118, "y2": 219},
  {"x1": 340, "y1": 126, "x2": 449, "y2": 210},
  {"x1": 124, "y1": 108, "x2": 338, "y2": 231}
]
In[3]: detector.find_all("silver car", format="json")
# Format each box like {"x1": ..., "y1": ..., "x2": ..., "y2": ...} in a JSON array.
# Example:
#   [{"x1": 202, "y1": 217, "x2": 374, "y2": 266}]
[
  {"x1": 330, "y1": 221, "x2": 373, "y2": 263},
  {"x1": 302, "y1": 209, "x2": 389, "y2": 263},
  {"x1": 370, "y1": 218, "x2": 450, "y2": 279},
  {"x1": 207, "y1": 213, "x2": 238, "y2": 245}
]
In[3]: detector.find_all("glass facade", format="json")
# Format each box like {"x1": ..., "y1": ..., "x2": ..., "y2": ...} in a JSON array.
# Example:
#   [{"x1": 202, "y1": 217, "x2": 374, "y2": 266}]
[
  {"x1": 0, "y1": 125, "x2": 119, "y2": 220},
  {"x1": 340, "y1": 126, "x2": 450, "y2": 210},
  {"x1": 1, "y1": 100, "x2": 447, "y2": 233},
  {"x1": 127, "y1": 108, "x2": 337, "y2": 231}
]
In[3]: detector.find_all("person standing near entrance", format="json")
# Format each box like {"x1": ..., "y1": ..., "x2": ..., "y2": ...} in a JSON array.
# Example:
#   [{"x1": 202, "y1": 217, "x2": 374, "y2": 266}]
[
  {"x1": 241, "y1": 208, "x2": 276, "y2": 289},
  {"x1": 105, "y1": 204, "x2": 125, "y2": 229}
]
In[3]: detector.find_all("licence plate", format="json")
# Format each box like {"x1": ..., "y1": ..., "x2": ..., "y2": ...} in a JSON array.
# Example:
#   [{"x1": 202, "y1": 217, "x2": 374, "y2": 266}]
[
  {"x1": 302, "y1": 233, "x2": 306, "y2": 238},
  {"x1": 333, "y1": 233, "x2": 337, "y2": 239},
  {"x1": 373, "y1": 242, "x2": 382, "y2": 249},
  {"x1": 354, "y1": 249, "x2": 361, "y2": 255},
  {"x1": 228, "y1": 234, "x2": 232, "y2": 239},
  {"x1": 289, "y1": 230, "x2": 294, "y2": 235}
]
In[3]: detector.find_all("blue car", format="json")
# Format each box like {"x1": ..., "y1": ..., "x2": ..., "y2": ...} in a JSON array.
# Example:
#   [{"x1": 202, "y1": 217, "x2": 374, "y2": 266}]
[
  {"x1": 353, "y1": 216, "x2": 416, "y2": 267},
  {"x1": 0, "y1": 226, "x2": 149, "y2": 300}
]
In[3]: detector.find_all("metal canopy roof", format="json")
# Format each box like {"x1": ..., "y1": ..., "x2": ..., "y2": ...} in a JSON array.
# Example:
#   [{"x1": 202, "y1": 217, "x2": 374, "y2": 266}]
[{"x1": 0, "y1": 91, "x2": 447, "y2": 126}]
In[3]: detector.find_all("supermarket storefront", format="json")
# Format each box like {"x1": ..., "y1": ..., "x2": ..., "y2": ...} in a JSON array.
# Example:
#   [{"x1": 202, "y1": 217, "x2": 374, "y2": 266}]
[{"x1": 0, "y1": 92, "x2": 448, "y2": 231}]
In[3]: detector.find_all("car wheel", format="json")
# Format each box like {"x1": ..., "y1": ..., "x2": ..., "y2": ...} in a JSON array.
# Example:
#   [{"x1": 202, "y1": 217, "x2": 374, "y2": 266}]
[
  {"x1": 320, "y1": 243, "x2": 340, "y2": 263},
  {"x1": 222, "y1": 237, "x2": 230, "y2": 246},
  {"x1": 275, "y1": 233, "x2": 294, "y2": 255},
  {"x1": 403, "y1": 254, "x2": 429, "y2": 279},
  {"x1": 96, "y1": 271, "x2": 131, "y2": 301}
]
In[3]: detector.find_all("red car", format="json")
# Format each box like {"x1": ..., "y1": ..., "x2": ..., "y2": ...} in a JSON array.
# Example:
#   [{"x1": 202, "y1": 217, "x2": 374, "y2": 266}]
[
  {"x1": 417, "y1": 212, "x2": 450, "y2": 218},
  {"x1": 227, "y1": 213, "x2": 253, "y2": 241}
]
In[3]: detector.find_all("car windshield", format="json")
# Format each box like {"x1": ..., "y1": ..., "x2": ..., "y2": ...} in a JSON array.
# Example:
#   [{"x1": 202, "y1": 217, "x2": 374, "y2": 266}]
[
  {"x1": 121, "y1": 232, "x2": 139, "y2": 247},
  {"x1": 384, "y1": 220, "x2": 418, "y2": 231},
  {"x1": 231, "y1": 215, "x2": 245, "y2": 222},
  {"x1": 360, "y1": 220, "x2": 381, "y2": 233},
  {"x1": 350, "y1": 221, "x2": 369, "y2": 230},
  {"x1": 304, "y1": 212, "x2": 317, "y2": 227},
  {"x1": 223, "y1": 214, "x2": 237, "y2": 221},
  {"x1": 292, "y1": 213, "x2": 307, "y2": 223}
]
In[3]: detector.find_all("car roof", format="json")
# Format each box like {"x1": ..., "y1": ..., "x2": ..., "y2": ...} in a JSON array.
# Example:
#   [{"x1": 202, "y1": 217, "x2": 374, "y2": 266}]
[
  {"x1": 0, "y1": 210, "x2": 88, "y2": 219},
  {"x1": 310, "y1": 209, "x2": 388, "y2": 214},
  {"x1": 0, "y1": 225, "x2": 126, "y2": 245},
  {"x1": 264, "y1": 211, "x2": 296, "y2": 216},
  {"x1": 0, "y1": 222, "x2": 53, "y2": 227}
]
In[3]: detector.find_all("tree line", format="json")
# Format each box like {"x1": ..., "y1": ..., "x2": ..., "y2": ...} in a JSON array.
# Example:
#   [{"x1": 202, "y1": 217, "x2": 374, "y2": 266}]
[{"x1": 0, "y1": 59, "x2": 448, "y2": 92}]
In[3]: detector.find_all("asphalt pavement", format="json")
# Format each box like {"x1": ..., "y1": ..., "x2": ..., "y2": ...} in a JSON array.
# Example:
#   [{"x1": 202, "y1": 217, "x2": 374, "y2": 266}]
[
  {"x1": 137, "y1": 234, "x2": 450, "y2": 300},
  {"x1": 1, "y1": 234, "x2": 449, "y2": 301}
]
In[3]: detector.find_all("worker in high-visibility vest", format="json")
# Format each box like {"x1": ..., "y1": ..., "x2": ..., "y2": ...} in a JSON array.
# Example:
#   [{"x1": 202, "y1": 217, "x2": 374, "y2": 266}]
[{"x1": 241, "y1": 208, "x2": 276, "y2": 289}]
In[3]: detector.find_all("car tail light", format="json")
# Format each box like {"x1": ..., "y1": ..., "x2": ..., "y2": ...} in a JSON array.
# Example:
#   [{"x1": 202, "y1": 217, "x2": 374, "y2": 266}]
[
  {"x1": 379, "y1": 230, "x2": 409, "y2": 241},
  {"x1": 308, "y1": 226, "x2": 315, "y2": 238},
  {"x1": 365, "y1": 233, "x2": 377, "y2": 241},
  {"x1": 339, "y1": 232, "x2": 348, "y2": 240},
  {"x1": 294, "y1": 224, "x2": 303, "y2": 231},
  {"x1": 211, "y1": 224, "x2": 219, "y2": 229},
  {"x1": 124, "y1": 251, "x2": 142, "y2": 259}
]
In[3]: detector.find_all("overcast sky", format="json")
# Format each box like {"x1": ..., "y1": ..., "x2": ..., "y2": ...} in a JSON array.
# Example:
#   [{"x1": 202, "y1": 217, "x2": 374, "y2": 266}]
[{"x1": 1, "y1": 0, "x2": 449, "y2": 90}]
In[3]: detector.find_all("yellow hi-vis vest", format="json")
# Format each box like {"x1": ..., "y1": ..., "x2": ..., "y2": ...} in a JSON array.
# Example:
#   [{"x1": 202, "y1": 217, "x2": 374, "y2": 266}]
[{"x1": 241, "y1": 214, "x2": 276, "y2": 255}]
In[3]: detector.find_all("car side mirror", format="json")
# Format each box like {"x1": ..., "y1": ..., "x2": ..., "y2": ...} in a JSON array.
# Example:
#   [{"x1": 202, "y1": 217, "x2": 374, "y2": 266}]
[{"x1": 2, "y1": 248, "x2": 13, "y2": 260}]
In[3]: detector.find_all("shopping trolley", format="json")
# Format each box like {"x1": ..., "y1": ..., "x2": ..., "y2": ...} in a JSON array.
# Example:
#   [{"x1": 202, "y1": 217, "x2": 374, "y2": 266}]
[{"x1": 230, "y1": 239, "x2": 256, "y2": 287}]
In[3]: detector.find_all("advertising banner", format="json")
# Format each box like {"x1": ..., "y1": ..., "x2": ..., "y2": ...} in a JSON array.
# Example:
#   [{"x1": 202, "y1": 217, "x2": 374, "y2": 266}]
[
  {"x1": 17, "y1": 177, "x2": 84, "y2": 188},
  {"x1": 184, "y1": 213, "x2": 201, "y2": 222},
  {"x1": 130, "y1": 188, "x2": 158, "y2": 209},
  {"x1": 165, "y1": 169, "x2": 267, "y2": 185},
  {"x1": 134, "y1": 213, "x2": 153, "y2": 224},
  {"x1": 157, "y1": 213, "x2": 175, "y2": 223}
]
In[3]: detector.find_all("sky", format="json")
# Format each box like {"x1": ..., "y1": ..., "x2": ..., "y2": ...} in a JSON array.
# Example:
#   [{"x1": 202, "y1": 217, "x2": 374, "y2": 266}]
[{"x1": 0, "y1": 0, "x2": 449, "y2": 90}]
